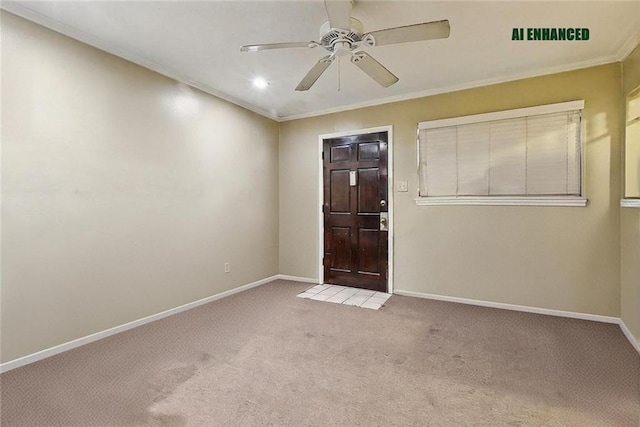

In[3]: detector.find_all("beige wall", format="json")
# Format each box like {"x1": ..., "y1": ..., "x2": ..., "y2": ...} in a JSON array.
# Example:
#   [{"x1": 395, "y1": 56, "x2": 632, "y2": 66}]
[
  {"x1": 621, "y1": 42, "x2": 640, "y2": 343},
  {"x1": 1, "y1": 12, "x2": 279, "y2": 363},
  {"x1": 2, "y1": 9, "x2": 636, "y2": 364},
  {"x1": 280, "y1": 64, "x2": 622, "y2": 317}
]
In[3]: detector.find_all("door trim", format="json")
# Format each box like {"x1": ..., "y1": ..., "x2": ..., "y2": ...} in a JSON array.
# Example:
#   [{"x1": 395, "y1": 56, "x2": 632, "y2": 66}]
[{"x1": 317, "y1": 126, "x2": 394, "y2": 294}]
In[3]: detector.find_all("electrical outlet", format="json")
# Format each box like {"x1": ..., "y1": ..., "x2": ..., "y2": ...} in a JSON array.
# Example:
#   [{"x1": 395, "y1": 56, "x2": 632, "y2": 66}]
[
  {"x1": 224, "y1": 262, "x2": 230, "y2": 273},
  {"x1": 397, "y1": 181, "x2": 408, "y2": 192}
]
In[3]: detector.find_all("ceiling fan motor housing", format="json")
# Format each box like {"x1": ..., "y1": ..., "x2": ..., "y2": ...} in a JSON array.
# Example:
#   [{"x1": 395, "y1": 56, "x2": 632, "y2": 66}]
[{"x1": 320, "y1": 18, "x2": 364, "y2": 53}]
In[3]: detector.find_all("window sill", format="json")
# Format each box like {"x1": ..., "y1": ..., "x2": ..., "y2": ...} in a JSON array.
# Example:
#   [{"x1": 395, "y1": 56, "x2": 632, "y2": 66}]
[
  {"x1": 620, "y1": 199, "x2": 640, "y2": 208},
  {"x1": 414, "y1": 196, "x2": 588, "y2": 207}
]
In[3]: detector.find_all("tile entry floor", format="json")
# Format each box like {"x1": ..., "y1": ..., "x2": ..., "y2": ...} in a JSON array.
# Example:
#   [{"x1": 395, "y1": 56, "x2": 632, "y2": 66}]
[{"x1": 296, "y1": 284, "x2": 391, "y2": 310}]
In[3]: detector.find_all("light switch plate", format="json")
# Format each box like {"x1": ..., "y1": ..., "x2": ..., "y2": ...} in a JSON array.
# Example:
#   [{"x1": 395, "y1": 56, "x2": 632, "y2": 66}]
[{"x1": 397, "y1": 181, "x2": 408, "y2": 192}]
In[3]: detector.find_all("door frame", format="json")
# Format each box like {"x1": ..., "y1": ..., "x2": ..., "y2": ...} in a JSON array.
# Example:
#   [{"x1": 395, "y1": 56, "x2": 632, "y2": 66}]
[{"x1": 317, "y1": 125, "x2": 394, "y2": 294}]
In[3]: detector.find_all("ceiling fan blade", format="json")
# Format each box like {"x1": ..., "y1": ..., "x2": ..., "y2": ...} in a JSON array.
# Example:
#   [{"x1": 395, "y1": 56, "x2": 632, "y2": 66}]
[
  {"x1": 324, "y1": 0, "x2": 353, "y2": 29},
  {"x1": 241, "y1": 42, "x2": 315, "y2": 53},
  {"x1": 295, "y1": 55, "x2": 334, "y2": 91},
  {"x1": 351, "y1": 51, "x2": 398, "y2": 88},
  {"x1": 364, "y1": 20, "x2": 450, "y2": 47}
]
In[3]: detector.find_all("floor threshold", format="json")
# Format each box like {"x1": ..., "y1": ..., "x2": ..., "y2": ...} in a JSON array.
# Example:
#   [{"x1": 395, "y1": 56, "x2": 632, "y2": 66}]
[{"x1": 297, "y1": 284, "x2": 391, "y2": 310}]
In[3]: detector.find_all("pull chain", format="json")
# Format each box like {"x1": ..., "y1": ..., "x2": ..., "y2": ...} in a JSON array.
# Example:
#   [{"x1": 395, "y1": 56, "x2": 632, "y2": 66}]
[{"x1": 337, "y1": 56, "x2": 341, "y2": 92}]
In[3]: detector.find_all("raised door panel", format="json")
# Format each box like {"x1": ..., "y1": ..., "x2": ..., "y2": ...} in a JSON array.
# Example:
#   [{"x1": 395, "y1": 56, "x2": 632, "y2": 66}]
[
  {"x1": 330, "y1": 170, "x2": 350, "y2": 213},
  {"x1": 358, "y1": 168, "x2": 380, "y2": 214},
  {"x1": 358, "y1": 142, "x2": 380, "y2": 160},
  {"x1": 358, "y1": 228, "x2": 381, "y2": 275},
  {"x1": 330, "y1": 145, "x2": 351, "y2": 163},
  {"x1": 330, "y1": 227, "x2": 352, "y2": 272}
]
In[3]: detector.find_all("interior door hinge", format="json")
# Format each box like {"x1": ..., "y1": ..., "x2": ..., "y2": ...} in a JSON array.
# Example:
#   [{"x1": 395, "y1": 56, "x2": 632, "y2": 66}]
[{"x1": 321, "y1": 152, "x2": 324, "y2": 160}]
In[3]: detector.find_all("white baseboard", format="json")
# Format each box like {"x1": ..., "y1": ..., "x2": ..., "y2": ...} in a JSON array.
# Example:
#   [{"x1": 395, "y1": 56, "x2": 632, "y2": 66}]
[
  {"x1": 3, "y1": 279, "x2": 636, "y2": 373},
  {"x1": 394, "y1": 289, "x2": 640, "y2": 355},
  {"x1": 393, "y1": 289, "x2": 620, "y2": 324},
  {"x1": 619, "y1": 319, "x2": 640, "y2": 354},
  {"x1": 275, "y1": 274, "x2": 319, "y2": 284},
  {"x1": 0, "y1": 275, "x2": 280, "y2": 373}
]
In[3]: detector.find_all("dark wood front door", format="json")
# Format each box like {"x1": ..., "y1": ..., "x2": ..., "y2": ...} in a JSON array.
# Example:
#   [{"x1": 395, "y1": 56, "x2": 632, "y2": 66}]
[{"x1": 323, "y1": 132, "x2": 388, "y2": 292}]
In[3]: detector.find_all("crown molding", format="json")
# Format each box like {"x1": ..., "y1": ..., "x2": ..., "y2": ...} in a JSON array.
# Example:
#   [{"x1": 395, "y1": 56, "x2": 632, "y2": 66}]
[
  {"x1": 3, "y1": 2, "x2": 638, "y2": 123},
  {"x1": 280, "y1": 56, "x2": 618, "y2": 121},
  {"x1": 615, "y1": 28, "x2": 640, "y2": 61},
  {"x1": 0, "y1": 3, "x2": 280, "y2": 122}
]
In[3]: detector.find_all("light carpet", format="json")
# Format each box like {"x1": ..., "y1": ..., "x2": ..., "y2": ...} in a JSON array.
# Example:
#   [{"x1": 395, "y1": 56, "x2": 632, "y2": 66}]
[{"x1": 1, "y1": 279, "x2": 638, "y2": 426}]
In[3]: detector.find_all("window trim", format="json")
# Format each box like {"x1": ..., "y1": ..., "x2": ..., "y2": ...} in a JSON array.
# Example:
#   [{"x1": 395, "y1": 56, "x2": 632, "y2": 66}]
[
  {"x1": 416, "y1": 100, "x2": 587, "y2": 207},
  {"x1": 622, "y1": 85, "x2": 640, "y2": 203},
  {"x1": 620, "y1": 199, "x2": 640, "y2": 208},
  {"x1": 415, "y1": 196, "x2": 587, "y2": 207},
  {"x1": 418, "y1": 100, "x2": 585, "y2": 130}
]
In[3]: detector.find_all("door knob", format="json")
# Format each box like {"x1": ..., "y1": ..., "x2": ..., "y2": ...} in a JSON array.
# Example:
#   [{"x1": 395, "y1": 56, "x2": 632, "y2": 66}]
[{"x1": 380, "y1": 200, "x2": 386, "y2": 207}]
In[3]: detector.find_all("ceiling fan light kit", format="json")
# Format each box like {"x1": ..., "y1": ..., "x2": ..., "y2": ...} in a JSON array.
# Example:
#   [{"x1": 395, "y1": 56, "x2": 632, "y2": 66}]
[{"x1": 240, "y1": 1, "x2": 449, "y2": 91}]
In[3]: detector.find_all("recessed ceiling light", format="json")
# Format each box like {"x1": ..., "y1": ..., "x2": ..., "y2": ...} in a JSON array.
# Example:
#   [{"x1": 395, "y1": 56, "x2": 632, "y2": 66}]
[{"x1": 252, "y1": 77, "x2": 268, "y2": 89}]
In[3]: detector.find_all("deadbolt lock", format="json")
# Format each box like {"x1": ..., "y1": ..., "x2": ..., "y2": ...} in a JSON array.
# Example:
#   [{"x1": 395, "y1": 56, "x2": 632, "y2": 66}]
[{"x1": 380, "y1": 212, "x2": 389, "y2": 231}]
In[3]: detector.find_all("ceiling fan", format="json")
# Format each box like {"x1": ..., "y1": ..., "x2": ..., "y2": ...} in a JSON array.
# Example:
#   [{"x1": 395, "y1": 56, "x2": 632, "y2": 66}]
[{"x1": 240, "y1": 0, "x2": 450, "y2": 91}]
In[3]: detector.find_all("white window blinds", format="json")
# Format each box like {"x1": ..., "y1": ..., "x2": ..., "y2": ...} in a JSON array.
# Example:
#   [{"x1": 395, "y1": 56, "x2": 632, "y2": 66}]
[{"x1": 418, "y1": 103, "x2": 582, "y2": 198}]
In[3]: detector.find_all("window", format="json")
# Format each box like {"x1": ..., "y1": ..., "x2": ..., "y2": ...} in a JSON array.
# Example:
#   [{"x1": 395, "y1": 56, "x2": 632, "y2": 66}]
[
  {"x1": 623, "y1": 86, "x2": 640, "y2": 206},
  {"x1": 416, "y1": 101, "x2": 586, "y2": 206}
]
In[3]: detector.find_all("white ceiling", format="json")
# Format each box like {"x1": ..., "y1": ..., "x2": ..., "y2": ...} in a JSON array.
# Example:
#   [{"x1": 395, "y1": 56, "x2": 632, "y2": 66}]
[{"x1": 4, "y1": 1, "x2": 640, "y2": 121}]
